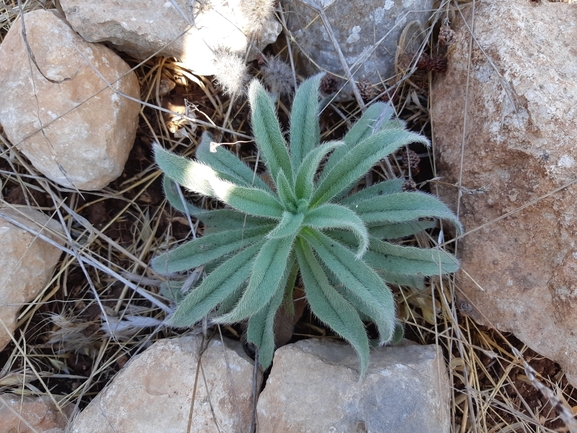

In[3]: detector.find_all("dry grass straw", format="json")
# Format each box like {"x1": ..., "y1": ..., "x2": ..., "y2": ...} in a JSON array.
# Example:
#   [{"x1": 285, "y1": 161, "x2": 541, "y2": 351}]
[{"x1": 0, "y1": 0, "x2": 576, "y2": 432}]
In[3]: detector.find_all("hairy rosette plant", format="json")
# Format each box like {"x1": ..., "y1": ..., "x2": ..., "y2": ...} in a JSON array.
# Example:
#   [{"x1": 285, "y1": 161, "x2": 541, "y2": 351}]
[{"x1": 152, "y1": 74, "x2": 461, "y2": 375}]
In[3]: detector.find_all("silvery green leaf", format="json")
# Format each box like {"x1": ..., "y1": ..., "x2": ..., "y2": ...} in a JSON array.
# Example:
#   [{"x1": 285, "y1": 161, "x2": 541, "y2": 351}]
[
  {"x1": 312, "y1": 129, "x2": 430, "y2": 207},
  {"x1": 215, "y1": 233, "x2": 297, "y2": 323},
  {"x1": 200, "y1": 209, "x2": 272, "y2": 234},
  {"x1": 215, "y1": 284, "x2": 245, "y2": 316},
  {"x1": 246, "y1": 254, "x2": 296, "y2": 369},
  {"x1": 340, "y1": 179, "x2": 404, "y2": 205},
  {"x1": 344, "y1": 102, "x2": 395, "y2": 146},
  {"x1": 267, "y1": 211, "x2": 304, "y2": 239},
  {"x1": 156, "y1": 144, "x2": 282, "y2": 219},
  {"x1": 334, "y1": 231, "x2": 460, "y2": 276},
  {"x1": 350, "y1": 192, "x2": 463, "y2": 233},
  {"x1": 303, "y1": 203, "x2": 368, "y2": 258},
  {"x1": 246, "y1": 297, "x2": 278, "y2": 370},
  {"x1": 289, "y1": 73, "x2": 323, "y2": 166},
  {"x1": 368, "y1": 220, "x2": 437, "y2": 240},
  {"x1": 162, "y1": 176, "x2": 207, "y2": 217},
  {"x1": 168, "y1": 241, "x2": 264, "y2": 327},
  {"x1": 159, "y1": 280, "x2": 186, "y2": 303},
  {"x1": 276, "y1": 170, "x2": 298, "y2": 211},
  {"x1": 377, "y1": 271, "x2": 426, "y2": 290},
  {"x1": 163, "y1": 176, "x2": 272, "y2": 234},
  {"x1": 301, "y1": 229, "x2": 396, "y2": 345},
  {"x1": 391, "y1": 322, "x2": 405, "y2": 344},
  {"x1": 213, "y1": 182, "x2": 285, "y2": 219},
  {"x1": 153, "y1": 74, "x2": 462, "y2": 378},
  {"x1": 195, "y1": 131, "x2": 272, "y2": 192},
  {"x1": 364, "y1": 238, "x2": 460, "y2": 276},
  {"x1": 323, "y1": 102, "x2": 396, "y2": 176},
  {"x1": 295, "y1": 239, "x2": 370, "y2": 376},
  {"x1": 249, "y1": 79, "x2": 293, "y2": 181},
  {"x1": 154, "y1": 143, "x2": 220, "y2": 198},
  {"x1": 294, "y1": 141, "x2": 343, "y2": 201},
  {"x1": 151, "y1": 226, "x2": 271, "y2": 274}
]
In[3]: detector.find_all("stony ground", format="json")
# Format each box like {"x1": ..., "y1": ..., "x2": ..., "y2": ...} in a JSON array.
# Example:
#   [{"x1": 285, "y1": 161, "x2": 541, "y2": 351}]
[{"x1": 1, "y1": 1, "x2": 577, "y2": 432}]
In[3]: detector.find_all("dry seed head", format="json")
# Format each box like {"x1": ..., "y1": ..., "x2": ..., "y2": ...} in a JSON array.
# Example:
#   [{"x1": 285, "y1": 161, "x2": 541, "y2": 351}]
[
  {"x1": 416, "y1": 53, "x2": 448, "y2": 73},
  {"x1": 240, "y1": 0, "x2": 275, "y2": 36},
  {"x1": 212, "y1": 47, "x2": 249, "y2": 96},
  {"x1": 320, "y1": 73, "x2": 338, "y2": 95},
  {"x1": 438, "y1": 25, "x2": 456, "y2": 46},
  {"x1": 357, "y1": 79, "x2": 375, "y2": 103},
  {"x1": 401, "y1": 149, "x2": 421, "y2": 175},
  {"x1": 261, "y1": 55, "x2": 294, "y2": 96},
  {"x1": 402, "y1": 178, "x2": 417, "y2": 192}
]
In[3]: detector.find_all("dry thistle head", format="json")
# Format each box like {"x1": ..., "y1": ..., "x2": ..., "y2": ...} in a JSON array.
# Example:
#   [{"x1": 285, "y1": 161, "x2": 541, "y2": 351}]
[
  {"x1": 261, "y1": 55, "x2": 294, "y2": 97},
  {"x1": 240, "y1": 0, "x2": 275, "y2": 36},
  {"x1": 212, "y1": 47, "x2": 249, "y2": 96}
]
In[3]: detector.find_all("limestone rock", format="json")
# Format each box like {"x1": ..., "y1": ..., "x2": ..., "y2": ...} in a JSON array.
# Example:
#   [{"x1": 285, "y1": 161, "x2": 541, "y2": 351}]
[
  {"x1": 0, "y1": 10, "x2": 140, "y2": 191},
  {"x1": 257, "y1": 339, "x2": 450, "y2": 433},
  {"x1": 0, "y1": 394, "x2": 71, "y2": 433},
  {"x1": 60, "y1": 0, "x2": 282, "y2": 76},
  {"x1": 0, "y1": 206, "x2": 64, "y2": 352},
  {"x1": 68, "y1": 335, "x2": 259, "y2": 433},
  {"x1": 432, "y1": 1, "x2": 577, "y2": 383},
  {"x1": 283, "y1": 0, "x2": 435, "y2": 99}
]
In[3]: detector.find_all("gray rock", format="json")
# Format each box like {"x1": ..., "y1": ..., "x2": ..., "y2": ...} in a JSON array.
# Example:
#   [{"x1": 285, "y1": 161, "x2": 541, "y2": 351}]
[
  {"x1": 0, "y1": 10, "x2": 140, "y2": 191},
  {"x1": 68, "y1": 335, "x2": 259, "y2": 433},
  {"x1": 60, "y1": 0, "x2": 282, "y2": 76},
  {"x1": 283, "y1": 0, "x2": 435, "y2": 99},
  {"x1": 257, "y1": 339, "x2": 450, "y2": 433},
  {"x1": 0, "y1": 206, "x2": 64, "y2": 352},
  {"x1": 432, "y1": 0, "x2": 577, "y2": 385}
]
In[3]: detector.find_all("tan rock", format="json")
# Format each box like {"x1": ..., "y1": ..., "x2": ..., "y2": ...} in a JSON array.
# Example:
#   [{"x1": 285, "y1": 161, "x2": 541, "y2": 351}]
[
  {"x1": 257, "y1": 339, "x2": 450, "y2": 433},
  {"x1": 0, "y1": 394, "x2": 71, "y2": 433},
  {"x1": 68, "y1": 335, "x2": 258, "y2": 433},
  {"x1": 0, "y1": 10, "x2": 140, "y2": 191},
  {"x1": 432, "y1": 1, "x2": 577, "y2": 383},
  {"x1": 60, "y1": 0, "x2": 281, "y2": 76},
  {"x1": 0, "y1": 206, "x2": 64, "y2": 351}
]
